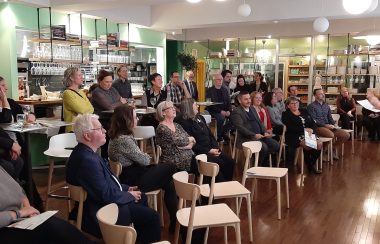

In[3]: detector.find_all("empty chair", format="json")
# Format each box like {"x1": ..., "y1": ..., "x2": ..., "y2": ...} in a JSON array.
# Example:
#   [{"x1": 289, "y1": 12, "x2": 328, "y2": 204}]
[
  {"x1": 196, "y1": 154, "x2": 253, "y2": 242},
  {"x1": 44, "y1": 133, "x2": 78, "y2": 210},
  {"x1": 96, "y1": 203, "x2": 137, "y2": 244},
  {"x1": 277, "y1": 125, "x2": 287, "y2": 167},
  {"x1": 173, "y1": 171, "x2": 241, "y2": 244},
  {"x1": 133, "y1": 126, "x2": 157, "y2": 163},
  {"x1": 67, "y1": 184, "x2": 87, "y2": 230},
  {"x1": 242, "y1": 141, "x2": 290, "y2": 220}
]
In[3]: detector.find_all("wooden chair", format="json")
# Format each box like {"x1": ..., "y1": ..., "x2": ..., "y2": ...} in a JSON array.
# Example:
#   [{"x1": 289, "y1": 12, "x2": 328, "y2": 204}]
[
  {"x1": 172, "y1": 171, "x2": 242, "y2": 244},
  {"x1": 67, "y1": 184, "x2": 87, "y2": 230},
  {"x1": 44, "y1": 133, "x2": 77, "y2": 210},
  {"x1": 196, "y1": 154, "x2": 253, "y2": 242},
  {"x1": 108, "y1": 160, "x2": 164, "y2": 227},
  {"x1": 293, "y1": 146, "x2": 306, "y2": 185},
  {"x1": 242, "y1": 141, "x2": 290, "y2": 220},
  {"x1": 133, "y1": 126, "x2": 157, "y2": 163},
  {"x1": 331, "y1": 113, "x2": 354, "y2": 156},
  {"x1": 96, "y1": 203, "x2": 137, "y2": 244}
]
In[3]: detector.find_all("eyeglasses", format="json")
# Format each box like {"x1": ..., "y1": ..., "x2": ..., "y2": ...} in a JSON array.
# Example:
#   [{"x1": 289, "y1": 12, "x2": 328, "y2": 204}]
[
  {"x1": 289, "y1": 102, "x2": 298, "y2": 105},
  {"x1": 88, "y1": 126, "x2": 104, "y2": 132},
  {"x1": 163, "y1": 106, "x2": 175, "y2": 111}
]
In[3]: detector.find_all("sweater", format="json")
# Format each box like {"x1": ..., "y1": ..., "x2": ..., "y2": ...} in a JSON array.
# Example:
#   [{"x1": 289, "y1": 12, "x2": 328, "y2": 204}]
[
  {"x1": 0, "y1": 167, "x2": 24, "y2": 228},
  {"x1": 63, "y1": 89, "x2": 94, "y2": 132}
]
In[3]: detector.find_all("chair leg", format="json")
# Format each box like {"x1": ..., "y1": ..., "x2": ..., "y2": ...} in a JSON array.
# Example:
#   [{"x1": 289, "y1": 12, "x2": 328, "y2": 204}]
[
  {"x1": 224, "y1": 226, "x2": 228, "y2": 244},
  {"x1": 300, "y1": 149, "x2": 304, "y2": 186},
  {"x1": 174, "y1": 222, "x2": 180, "y2": 244},
  {"x1": 151, "y1": 138, "x2": 157, "y2": 164},
  {"x1": 246, "y1": 194, "x2": 253, "y2": 242},
  {"x1": 46, "y1": 159, "x2": 54, "y2": 210},
  {"x1": 319, "y1": 146, "x2": 323, "y2": 172},
  {"x1": 159, "y1": 191, "x2": 164, "y2": 227},
  {"x1": 203, "y1": 227, "x2": 210, "y2": 244},
  {"x1": 269, "y1": 154, "x2": 272, "y2": 167},
  {"x1": 329, "y1": 141, "x2": 333, "y2": 165},
  {"x1": 351, "y1": 131, "x2": 354, "y2": 154},
  {"x1": 235, "y1": 222, "x2": 242, "y2": 244},
  {"x1": 285, "y1": 173, "x2": 290, "y2": 209},
  {"x1": 276, "y1": 178, "x2": 281, "y2": 220}
]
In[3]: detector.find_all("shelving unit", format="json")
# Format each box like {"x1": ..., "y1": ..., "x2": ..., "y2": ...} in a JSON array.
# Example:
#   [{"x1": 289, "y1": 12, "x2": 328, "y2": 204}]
[{"x1": 284, "y1": 63, "x2": 311, "y2": 104}]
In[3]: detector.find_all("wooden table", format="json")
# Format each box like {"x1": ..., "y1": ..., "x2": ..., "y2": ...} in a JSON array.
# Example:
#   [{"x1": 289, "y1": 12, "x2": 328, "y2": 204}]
[{"x1": 0, "y1": 118, "x2": 72, "y2": 203}]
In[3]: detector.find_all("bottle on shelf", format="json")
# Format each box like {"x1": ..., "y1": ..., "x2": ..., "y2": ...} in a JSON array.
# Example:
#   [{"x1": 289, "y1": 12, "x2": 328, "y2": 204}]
[{"x1": 18, "y1": 78, "x2": 25, "y2": 100}]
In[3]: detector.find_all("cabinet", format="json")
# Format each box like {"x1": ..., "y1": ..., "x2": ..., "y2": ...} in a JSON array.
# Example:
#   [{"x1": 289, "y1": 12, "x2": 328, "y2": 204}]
[{"x1": 285, "y1": 64, "x2": 310, "y2": 104}]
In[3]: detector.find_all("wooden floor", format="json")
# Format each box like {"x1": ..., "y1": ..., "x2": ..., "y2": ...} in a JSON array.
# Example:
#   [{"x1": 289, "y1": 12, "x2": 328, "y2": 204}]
[{"x1": 34, "y1": 139, "x2": 380, "y2": 244}]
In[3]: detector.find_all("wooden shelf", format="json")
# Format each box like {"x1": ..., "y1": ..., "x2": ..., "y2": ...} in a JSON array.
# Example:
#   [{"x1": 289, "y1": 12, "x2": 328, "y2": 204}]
[
  {"x1": 288, "y1": 83, "x2": 308, "y2": 85},
  {"x1": 31, "y1": 38, "x2": 81, "y2": 45},
  {"x1": 288, "y1": 74, "x2": 309, "y2": 76},
  {"x1": 325, "y1": 83, "x2": 344, "y2": 86},
  {"x1": 288, "y1": 65, "x2": 310, "y2": 68}
]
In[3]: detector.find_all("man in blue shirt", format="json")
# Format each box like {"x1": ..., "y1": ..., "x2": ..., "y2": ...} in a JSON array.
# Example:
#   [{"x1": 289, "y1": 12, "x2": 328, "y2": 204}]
[{"x1": 307, "y1": 88, "x2": 349, "y2": 159}]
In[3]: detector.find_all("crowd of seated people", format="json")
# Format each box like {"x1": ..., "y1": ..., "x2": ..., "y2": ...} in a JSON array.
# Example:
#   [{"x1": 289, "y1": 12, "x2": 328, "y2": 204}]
[{"x1": 2, "y1": 66, "x2": 375, "y2": 244}]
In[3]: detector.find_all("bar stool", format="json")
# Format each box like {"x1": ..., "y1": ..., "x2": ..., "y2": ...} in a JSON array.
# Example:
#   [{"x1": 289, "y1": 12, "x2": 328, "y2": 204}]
[{"x1": 44, "y1": 133, "x2": 77, "y2": 210}]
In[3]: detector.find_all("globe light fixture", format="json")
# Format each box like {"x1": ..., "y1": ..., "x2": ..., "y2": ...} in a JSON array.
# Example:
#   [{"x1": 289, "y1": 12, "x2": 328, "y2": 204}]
[
  {"x1": 313, "y1": 17, "x2": 330, "y2": 33},
  {"x1": 342, "y1": 0, "x2": 377, "y2": 15},
  {"x1": 238, "y1": 1, "x2": 251, "y2": 17}
]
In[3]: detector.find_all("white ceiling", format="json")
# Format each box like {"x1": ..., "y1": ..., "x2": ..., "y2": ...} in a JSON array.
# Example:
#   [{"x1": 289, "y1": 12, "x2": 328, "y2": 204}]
[{"x1": 15, "y1": 0, "x2": 380, "y2": 40}]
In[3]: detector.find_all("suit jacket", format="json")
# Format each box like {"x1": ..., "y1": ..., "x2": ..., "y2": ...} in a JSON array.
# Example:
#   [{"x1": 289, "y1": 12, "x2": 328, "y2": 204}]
[
  {"x1": 175, "y1": 115, "x2": 218, "y2": 154},
  {"x1": 205, "y1": 86, "x2": 231, "y2": 114},
  {"x1": 66, "y1": 143, "x2": 135, "y2": 237},
  {"x1": 230, "y1": 106, "x2": 266, "y2": 147},
  {"x1": 184, "y1": 79, "x2": 198, "y2": 101}
]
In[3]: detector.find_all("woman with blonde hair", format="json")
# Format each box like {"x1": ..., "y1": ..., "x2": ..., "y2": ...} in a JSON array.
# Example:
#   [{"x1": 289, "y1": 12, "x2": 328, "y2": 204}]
[
  {"x1": 155, "y1": 101, "x2": 197, "y2": 173},
  {"x1": 62, "y1": 67, "x2": 94, "y2": 132}
]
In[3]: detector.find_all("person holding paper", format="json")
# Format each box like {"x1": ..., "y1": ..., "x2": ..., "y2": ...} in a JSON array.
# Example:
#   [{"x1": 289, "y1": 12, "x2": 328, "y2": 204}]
[
  {"x1": 362, "y1": 107, "x2": 380, "y2": 141},
  {"x1": 367, "y1": 90, "x2": 380, "y2": 109},
  {"x1": 0, "y1": 166, "x2": 95, "y2": 244},
  {"x1": 282, "y1": 97, "x2": 322, "y2": 174}
]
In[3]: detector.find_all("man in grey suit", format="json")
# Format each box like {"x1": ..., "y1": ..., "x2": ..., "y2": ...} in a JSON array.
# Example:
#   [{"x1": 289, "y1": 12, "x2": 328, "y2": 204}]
[{"x1": 231, "y1": 91, "x2": 280, "y2": 165}]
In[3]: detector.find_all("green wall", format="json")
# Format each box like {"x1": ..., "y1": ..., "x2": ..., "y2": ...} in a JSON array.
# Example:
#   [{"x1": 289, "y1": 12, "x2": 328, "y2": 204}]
[{"x1": 166, "y1": 40, "x2": 183, "y2": 81}]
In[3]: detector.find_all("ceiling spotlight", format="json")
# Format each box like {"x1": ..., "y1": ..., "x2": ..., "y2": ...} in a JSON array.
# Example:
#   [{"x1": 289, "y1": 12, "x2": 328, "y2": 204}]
[
  {"x1": 273, "y1": 20, "x2": 279, "y2": 24},
  {"x1": 187, "y1": 0, "x2": 202, "y2": 3},
  {"x1": 172, "y1": 32, "x2": 175, "y2": 35},
  {"x1": 268, "y1": 35, "x2": 272, "y2": 39},
  {"x1": 238, "y1": 3, "x2": 251, "y2": 17}
]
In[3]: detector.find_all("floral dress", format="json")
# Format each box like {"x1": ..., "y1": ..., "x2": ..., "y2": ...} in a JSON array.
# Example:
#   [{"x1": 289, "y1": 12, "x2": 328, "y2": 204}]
[{"x1": 156, "y1": 123, "x2": 194, "y2": 171}]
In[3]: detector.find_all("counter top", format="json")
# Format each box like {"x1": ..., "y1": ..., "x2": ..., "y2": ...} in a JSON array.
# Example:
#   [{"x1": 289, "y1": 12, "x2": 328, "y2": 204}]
[{"x1": 17, "y1": 99, "x2": 63, "y2": 105}]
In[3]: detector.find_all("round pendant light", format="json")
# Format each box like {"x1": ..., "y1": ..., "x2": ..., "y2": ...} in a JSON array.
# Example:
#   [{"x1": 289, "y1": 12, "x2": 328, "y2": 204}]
[
  {"x1": 313, "y1": 17, "x2": 330, "y2": 33},
  {"x1": 238, "y1": 3, "x2": 252, "y2": 17},
  {"x1": 342, "y1": 0, "x2": 377, "y2": 15}
]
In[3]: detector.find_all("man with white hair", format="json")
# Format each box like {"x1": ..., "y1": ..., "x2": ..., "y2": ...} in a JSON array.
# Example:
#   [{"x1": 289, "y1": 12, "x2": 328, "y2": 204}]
[
  {"x1": 66, "y1": 113, "x2": 160, "y2": 242},
  {"x1": 183, "y1": 70, "x2": 198, "y2": 100}
]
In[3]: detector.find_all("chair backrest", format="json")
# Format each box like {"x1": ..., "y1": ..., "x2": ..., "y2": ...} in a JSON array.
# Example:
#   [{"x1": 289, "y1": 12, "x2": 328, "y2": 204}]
[
  {"x1": 133, "y1": 126, "x2": 155, "y2": 139},
  {"x1": 68, "y1": 184, "x2": 87, "y2": 230},
  {"x1": 109, "y1": 160, "x2": 123, "y2": 177},
  {"x1": 96, "y1": 203, "x2": 137, "y2": 244},
  {"x1": 201, "y1": 114, "x2": 212, "y2": 125},
  {"x1": 331, "y1": 113, "x2": 340, "y2": 125},
  {"x1": 172, "y1": 171, "x2": 200, "y2": 239},
  {"x1": 48, "y1": 133, "x2": 78, "y2": 149},
  {"x1": 196, "y1": 157, "x2": 219, "y2": 205},
  {"x1": 155, "y1": 145, "x2": 162, "y2": 164},
  {"x1": 242, "y1": 141, "x2": 262, "y2": 185}
]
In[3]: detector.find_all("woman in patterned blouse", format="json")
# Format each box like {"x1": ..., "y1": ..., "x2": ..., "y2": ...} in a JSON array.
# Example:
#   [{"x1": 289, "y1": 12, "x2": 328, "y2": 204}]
[
  {"x1": 155, "y1": 101, "x2": 197, "y2": 173},
  {"x1": 108, "y1": 104, "x2": 177, "y2": 233}
]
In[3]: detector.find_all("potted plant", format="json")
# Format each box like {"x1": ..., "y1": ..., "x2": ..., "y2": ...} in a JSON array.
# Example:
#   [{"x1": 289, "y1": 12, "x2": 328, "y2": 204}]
[{"x1": 177, "y1": 53, "x2": 196, "y2": 71}]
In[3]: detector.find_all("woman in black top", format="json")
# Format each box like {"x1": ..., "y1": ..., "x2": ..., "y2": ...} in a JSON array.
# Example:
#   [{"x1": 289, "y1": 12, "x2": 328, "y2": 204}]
[
  {"x1": 282, "y1": 97, "x2": 322, "y2": 174},
  {"x1": 362, "y1": 107, "x2": 380, "y2": 141},
  {"x1": 336, "y1": 87, "x2": 356, "y2": 129},
  {"x1": 175, "y1": 98, "x2": 234, "y2": 182},
  {"x1": 249, "y1": 72, "x2": 268, "y2": 95},
  {"x1": 140, "y1": 73, "x2": 167, "y2": 128},
  {"x1": 234, "y1": 74, "x2": 250, "y2": 93}
]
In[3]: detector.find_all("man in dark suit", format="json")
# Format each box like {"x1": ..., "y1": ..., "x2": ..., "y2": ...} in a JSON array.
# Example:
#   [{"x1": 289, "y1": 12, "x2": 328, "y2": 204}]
[
  {"x1": 231, "y1": 91, "x2": 279, "y2": 165},
  {"x1": 184, "y1": 70, "x2": 198, "y2": 101},
  {"x1": 206, "y1": 74, "x2": 232, "y2": 142},
  {"x1": 66, "y1": 113, "x2": 160, "y2": 243}
]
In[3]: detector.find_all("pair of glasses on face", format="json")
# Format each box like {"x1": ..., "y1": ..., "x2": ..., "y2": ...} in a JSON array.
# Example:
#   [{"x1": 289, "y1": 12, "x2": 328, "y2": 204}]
[
  {"x1": 87, "y1": 126, "x2": 104, "y2": 132},
  {"x1": 163, "y1": 106, "x2": 175, "y2": 111}
]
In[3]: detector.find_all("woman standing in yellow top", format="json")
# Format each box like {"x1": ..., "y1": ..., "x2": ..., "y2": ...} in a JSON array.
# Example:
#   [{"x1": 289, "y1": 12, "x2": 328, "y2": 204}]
[{"x1": 62, "y1": 67, "x2": 94, "y2": 132}]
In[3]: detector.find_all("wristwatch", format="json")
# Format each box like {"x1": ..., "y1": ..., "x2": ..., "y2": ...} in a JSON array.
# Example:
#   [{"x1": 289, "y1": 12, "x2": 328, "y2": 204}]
[{"x1": 11, "y1": 209, "x2": 21, "y2": 219}]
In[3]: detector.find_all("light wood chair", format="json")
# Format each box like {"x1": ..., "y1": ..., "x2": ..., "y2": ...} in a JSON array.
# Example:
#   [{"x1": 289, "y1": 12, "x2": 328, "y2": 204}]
[
  {"x1": 196, "y1": 154, "x2": 253, "y2": 242},
  {"x1": 44, "y1": 133, "x2": 77, "y2": 210},
  {"x1": 242, "y1": 141, "x2": 290, "y2": 220},
  {"x1": 331, "y1": 113, "x2": 354, "y2": 156},
  {"x1": 318, "y1": 137, "x2": 333, "y2": 168},
  {"x1": 133, "y1": 126, "x2": 157, "y2": 163},
  {"x1": 293, "y1": 146, "x2": 306, "y2": 185},
  {"x1": 108, "y1": 160, "x2": 164, "y2": 227},
  {"x1": 96, "y1": 203, "x2": 137, "y2": 244},
  {"x1": 67, "y1": 184, "x2": 87, "y2": 230},
  {"x1": 172, "y1": 171, "x2": 242, "y2": 244}
]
